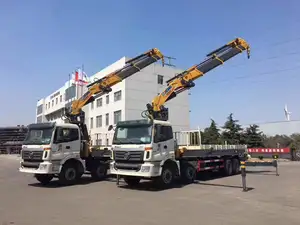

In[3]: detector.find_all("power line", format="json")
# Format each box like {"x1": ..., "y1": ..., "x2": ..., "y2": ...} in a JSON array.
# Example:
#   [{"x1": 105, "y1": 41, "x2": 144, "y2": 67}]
[
  {"x1": 228, "y1": 50, "x2": 300, "y2": 68},
  {"x1": 199, "y1": 64, "x2": 300, "y2": 85},
  {"x1": 242, "y1": 119, "x2": 300, "y2": 127}
]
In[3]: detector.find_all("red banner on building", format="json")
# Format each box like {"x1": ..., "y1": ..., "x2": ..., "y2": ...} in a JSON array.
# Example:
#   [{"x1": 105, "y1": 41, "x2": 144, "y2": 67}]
[{"x1": 248, "y1": 148, "x2": 290, "y2": 154}]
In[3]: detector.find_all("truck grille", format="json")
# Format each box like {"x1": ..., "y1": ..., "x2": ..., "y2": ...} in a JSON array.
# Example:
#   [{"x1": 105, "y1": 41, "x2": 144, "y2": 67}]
[
  {"x1": 113, "y1": 150, "x2": 144, "y2": 163},
  {"x1": 22, "y1": 150, "x2": 43, "y2": 162}
]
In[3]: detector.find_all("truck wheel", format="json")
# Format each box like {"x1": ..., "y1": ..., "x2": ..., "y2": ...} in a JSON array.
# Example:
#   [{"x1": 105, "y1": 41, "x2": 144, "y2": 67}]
[
  {"x1": 154, "y1": 164, "x2": 174, "y2": 188},
  {"x1": 58, "y1": 162, "x2": 78, "y2": 185},
  {"x1": 180, "y1": 163, "x2": 196, "y2": 184},
  {"x1": 91, "y1": 162, "x2": 107, "y2": 181},
  {"x1": 124, "y1": 177, "x2": 141, "y2": 187},
  {"x1": 35, "y1": 174, "x2": 54, "y2": 185},
  {"x1": 224, "y1": 159, "x2": 233, "y2": 176},
  {"x1": 232, "y1": 158, "x2": 240, "y2": 175}
]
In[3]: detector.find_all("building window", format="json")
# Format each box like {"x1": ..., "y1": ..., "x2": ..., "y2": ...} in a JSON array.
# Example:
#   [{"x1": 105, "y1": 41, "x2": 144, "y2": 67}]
[
  {"x1": 48, "y1": 102, "x2": 50, "y2": 108},
  {"x1": 96, "y1": 139, "x2": 102, "y2": 146},
  {"x1": 106, "y1": 95, "x2": 109, "y2": 104},
  {"x1": 114, "y1": 90, "x2": 122, "y2": 102},
  {"x1": 46, "y1": 104, "x2": 47, "y2": 110},
  {"x1": 91, "y1": 101, "x2": 94, "y2": 110},
  {"x1": 96, "y1": 98, "x2": 102, "y2": 107},
  {"x1": 56, "y1": 97, "x2": 58, "y2": 104},
  {"x1": 96, "y1": 115, "x2": 102, "y2": 128},
  {"x1": 114, "y1": 110, "x2": 122, "y2": 124},
  {"x1": 65, "y1": 84, "x2": 76, "y2": 101},
  {"x1": 157, "y1": 74, "x2": 163, "y2": 84},
  {"x1": 105, "y1": 113, "x2": 109, "y2": 126},
  {"x1": 52, "y1": 100, "x2": 54, "y2": 107},
  {"x1": 90, "y1": 117, "x2": 93, "y2": 129},
  {"x1": 60, "y1": 95, "x2": 62, "y2": 102},
  {"x1": 36, "y1": 105, "x2": 43, "y2": 115},
  {"x1": 36, "y1": 115, "x2": 43, "y2": 123}
]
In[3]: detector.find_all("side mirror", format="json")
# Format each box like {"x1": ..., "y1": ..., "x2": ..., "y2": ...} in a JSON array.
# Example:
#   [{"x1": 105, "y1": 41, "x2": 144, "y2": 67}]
[{"x1": 108, "y1": 125, "x2": 114, "y2": 131}]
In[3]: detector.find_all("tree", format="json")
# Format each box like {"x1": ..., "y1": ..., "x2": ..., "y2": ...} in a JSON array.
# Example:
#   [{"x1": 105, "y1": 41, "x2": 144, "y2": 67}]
[
  {"x1": 244, "y1": 124, "x2": 264, "y2": 147},
  {"x1": 263, "y1": 134, "x2": 292, "y2": 148},
  {"x1": 202, "y1": 119, "x2": 221, "y2": 144},
  {"x1": 221, "y1": 113, "x2": 244, "y2": 144}
]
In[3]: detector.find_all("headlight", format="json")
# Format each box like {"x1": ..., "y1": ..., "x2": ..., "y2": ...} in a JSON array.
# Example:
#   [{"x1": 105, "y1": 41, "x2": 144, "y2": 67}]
[
  {"x1": 39, "y1": 164, "x2": 47, "y2": 170},
  {"x1": 141, "y1": 166, "x2": 150, "y2": 172},
  {"x1": 109, "y1": 163, "x2": 114, "y2": 169}
]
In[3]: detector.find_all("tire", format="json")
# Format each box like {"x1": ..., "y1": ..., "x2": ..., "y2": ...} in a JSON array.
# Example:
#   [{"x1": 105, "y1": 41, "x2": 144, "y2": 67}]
[
  {"x1": 91, "y1": 162, "x2": 107, "y2": 181},
  {"x1": 153, "y1": 164, "x2": 174, "y2": 188},
  {"x1": 124, "y1": 177, "x2": 141, "y2": 187},
  {"x1": 223, "y1": 159, "x2": 233, "y2": 176},
  {"x1": 232, "y1": 158, "x2": 240, "y2": 175},
  {"x1": 180, "y1": 162, "x2": 196, "y2": 184},
  {"x1": 58, "y1": 162, "x2": 79, "y2": 185},
  {"x1": 35, "y1": 174, "x2": 54, "y2": 185}
]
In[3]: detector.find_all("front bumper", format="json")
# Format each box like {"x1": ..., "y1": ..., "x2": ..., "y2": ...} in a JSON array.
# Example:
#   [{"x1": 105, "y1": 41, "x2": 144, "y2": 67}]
[
  {"x1": 19, "y1": 161, "x2": 60, "y2": 174},
  {"x1": 109, "y1": 161, "x2": 161, "y2": 178}
]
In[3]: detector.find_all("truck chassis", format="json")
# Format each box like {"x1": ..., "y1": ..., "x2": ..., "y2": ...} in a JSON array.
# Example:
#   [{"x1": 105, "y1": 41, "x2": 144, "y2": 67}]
[{"x1": 113, "y1": 146, "x2": 246, "y2": 188}]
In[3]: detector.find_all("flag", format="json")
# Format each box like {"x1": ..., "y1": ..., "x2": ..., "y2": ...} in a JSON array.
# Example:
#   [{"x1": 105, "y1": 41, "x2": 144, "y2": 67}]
[{"x1": 75, "y1": 68, "x2": 89, "y2": 85}]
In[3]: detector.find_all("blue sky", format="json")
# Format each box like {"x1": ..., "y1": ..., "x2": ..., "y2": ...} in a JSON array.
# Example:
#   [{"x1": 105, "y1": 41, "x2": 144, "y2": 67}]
[{"x1": 0, "y1": 0, "x2": 299, "y2": 128}]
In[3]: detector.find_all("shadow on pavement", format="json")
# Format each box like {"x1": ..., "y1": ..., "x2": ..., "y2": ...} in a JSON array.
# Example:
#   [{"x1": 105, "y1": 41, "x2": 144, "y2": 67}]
[
  {"x1": 28, "y1": 175, "x2": 116, "y2": 188},
  {"x1": 28, "y1": 172, "x2": 255, "y2": 192},
  {"x1": 245, "y1": 170, "x2": 278, "y2": 176}
]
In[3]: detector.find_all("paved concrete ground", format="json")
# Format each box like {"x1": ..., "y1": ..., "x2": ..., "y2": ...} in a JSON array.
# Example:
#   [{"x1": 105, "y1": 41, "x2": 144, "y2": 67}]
[{"x1": 0, "y1": 155, "x2": 300, "y2": 225}]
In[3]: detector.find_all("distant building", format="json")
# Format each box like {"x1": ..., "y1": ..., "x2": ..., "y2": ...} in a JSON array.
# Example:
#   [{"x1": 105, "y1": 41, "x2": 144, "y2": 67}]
[
  {"x1": 254, "y1": 120, "x2": 300, "y2": 136},
  {"x1": 36, "y1": 57, "x2": 190, "y2": 145}
]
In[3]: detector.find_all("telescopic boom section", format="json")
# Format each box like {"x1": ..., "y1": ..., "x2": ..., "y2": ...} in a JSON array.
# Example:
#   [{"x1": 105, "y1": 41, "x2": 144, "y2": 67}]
[
  {"x1": 65, "y1": 48, "x2": 164, "y2": 123},
  {"x1": 144, "y1": 38, "x2": 250, "y2": 121}
]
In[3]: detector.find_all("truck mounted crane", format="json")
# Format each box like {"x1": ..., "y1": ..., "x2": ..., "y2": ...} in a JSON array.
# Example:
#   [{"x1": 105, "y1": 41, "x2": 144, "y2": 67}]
[
  {"x1": 19, "y1": 48, "x2": 165, "y2": 186},
  {"x1": 109, "y1": 38, "x2": 251, "y2": 188}
]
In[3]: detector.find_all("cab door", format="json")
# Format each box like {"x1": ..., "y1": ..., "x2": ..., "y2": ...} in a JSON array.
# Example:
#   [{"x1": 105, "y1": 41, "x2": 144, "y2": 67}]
[
  {"x1": 152, "y1": 125, "x2": 174, "y2": 161},
  {"x1": 51, "y1": 127, "x2": 80, "y2": 161}
]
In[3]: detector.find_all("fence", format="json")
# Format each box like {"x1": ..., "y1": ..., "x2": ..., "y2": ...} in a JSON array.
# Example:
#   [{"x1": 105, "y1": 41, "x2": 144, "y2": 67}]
[{"x1": 0, "y1": 126, "x2": 27, "y2": 154}]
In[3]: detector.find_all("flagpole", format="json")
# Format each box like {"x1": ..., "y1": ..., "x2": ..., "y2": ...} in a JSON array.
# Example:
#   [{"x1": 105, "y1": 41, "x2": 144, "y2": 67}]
[
  {"x1": 81, "y1": 64, "x2": 84, "y2": 98},
  {"x1": 68, "y1": 73, "x2": 71, "y2": 89}
]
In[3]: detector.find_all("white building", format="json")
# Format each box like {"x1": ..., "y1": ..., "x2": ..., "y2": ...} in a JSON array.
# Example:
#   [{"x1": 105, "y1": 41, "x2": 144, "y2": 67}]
[{"x1": 36, "y1": 57, "x2": 190, "y2": 145}]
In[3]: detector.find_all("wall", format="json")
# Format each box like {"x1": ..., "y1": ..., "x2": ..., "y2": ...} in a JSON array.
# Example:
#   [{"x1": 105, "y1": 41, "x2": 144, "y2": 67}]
[
  {"x1": 89, "y1": 63, "x2": 190, "y2": 145},
  {"x1": 88, "y1": 57, "x2": 126, "y2": 145},
  {"x1": 254, "y1": 120, "x2": 300, "y2": 136},
  {"x1": 36, "y1": 99, "x2": 45, "y2": 123},
  {"x1": 36, "y1": 75, "x2": 79, "y2": 124},
  {"x1": 124, "y1": 63, "x2": 190, "y2": 132}
]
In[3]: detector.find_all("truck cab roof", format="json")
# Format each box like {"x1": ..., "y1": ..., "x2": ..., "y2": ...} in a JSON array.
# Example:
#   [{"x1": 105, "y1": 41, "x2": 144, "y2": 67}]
[
  {"x1": 116, "y1": 119, "x2": 171, "y2": 127},
  {"x1": 28, "y1": 122, "x2": 79, "y2": 129}
]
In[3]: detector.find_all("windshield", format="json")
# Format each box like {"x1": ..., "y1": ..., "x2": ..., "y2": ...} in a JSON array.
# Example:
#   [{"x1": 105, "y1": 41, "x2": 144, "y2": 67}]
[
  {"x1": 23, "y1": 128, "x2": 54, "y2": 145},
  {"x1": 113, "y1": 124, "x2": 152, "y2": 144}
]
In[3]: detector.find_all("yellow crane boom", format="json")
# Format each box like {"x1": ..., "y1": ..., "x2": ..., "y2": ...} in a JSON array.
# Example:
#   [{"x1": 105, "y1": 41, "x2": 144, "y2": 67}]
[
  {"x1": 65, "y1": 48, "x2": 164, "y2": 124},
  {"x1": 142, "y1": 38, "x2": 250, "y2": 121}
]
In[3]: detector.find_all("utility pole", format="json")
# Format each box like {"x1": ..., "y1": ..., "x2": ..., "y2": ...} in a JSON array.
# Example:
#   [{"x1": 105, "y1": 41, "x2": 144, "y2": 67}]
[{"x1": 164, "y1": 56, "x2": 176, "y2": 67}]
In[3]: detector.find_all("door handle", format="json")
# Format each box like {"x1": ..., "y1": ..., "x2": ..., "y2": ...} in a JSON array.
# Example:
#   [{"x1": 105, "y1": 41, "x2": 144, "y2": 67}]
[
  {"x1": 66, "y1": 146, "x2": 70, "y2": 149},
  {"x1": 163, "y1": 145, "x2": 167, "y2": 149}
]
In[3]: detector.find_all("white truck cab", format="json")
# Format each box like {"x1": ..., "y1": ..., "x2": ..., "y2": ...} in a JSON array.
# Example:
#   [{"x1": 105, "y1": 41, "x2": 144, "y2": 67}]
[
  {"x1": 19, "y1": 122, "x2": 109, "y2": 185},
  {"x1": 109, "y1": 119, "x2": 182, "y2": 187}
]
